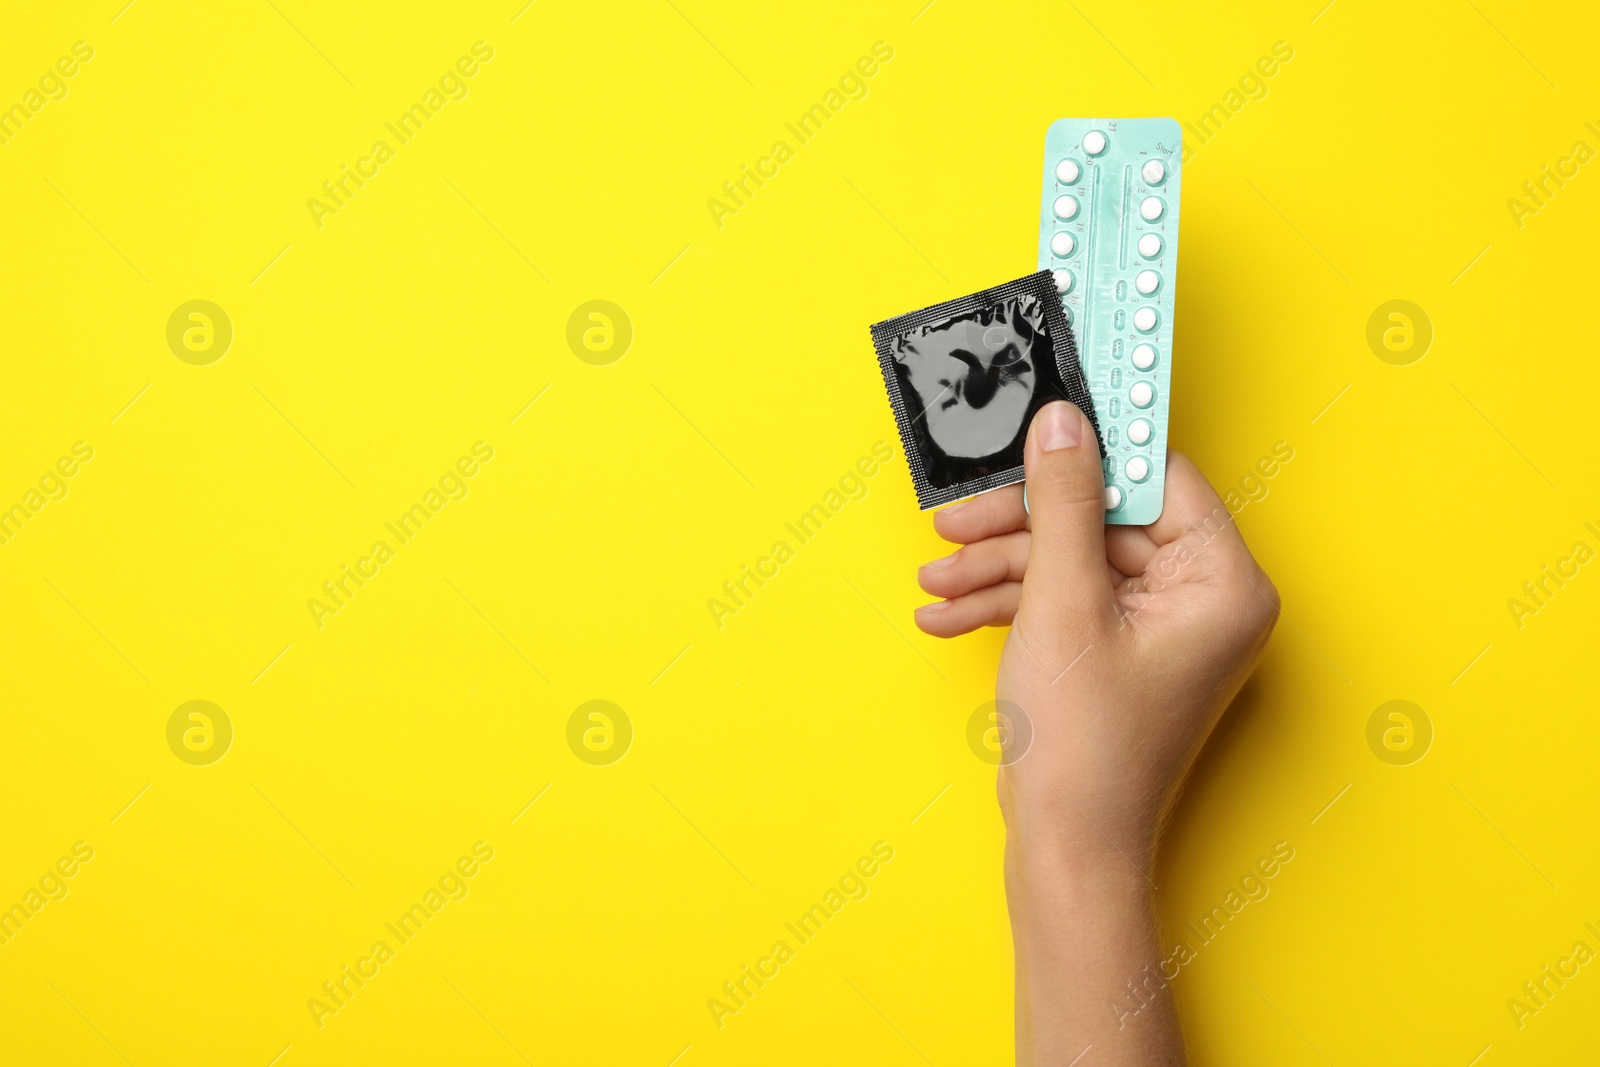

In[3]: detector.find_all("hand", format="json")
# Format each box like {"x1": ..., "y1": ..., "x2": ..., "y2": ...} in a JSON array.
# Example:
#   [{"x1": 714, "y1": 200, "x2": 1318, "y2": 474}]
[
  {"x1": 916, "y1": 400, "x2": 1278, "y2": 844},
  {"x1": 914, "y1": 400, "x2": 1280, "y2": 1064}
]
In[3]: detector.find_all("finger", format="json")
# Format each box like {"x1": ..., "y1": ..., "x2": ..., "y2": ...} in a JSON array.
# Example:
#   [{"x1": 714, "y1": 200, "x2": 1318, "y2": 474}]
[
  {"x1": 922, "y1": 534, "x2": 1126, "y2": 600},
  {"x1": 932, "y1": 484, "x2": 1026, "y2": 544},
  {"x1": 1145, "y1": 452, "x2": 1245, "y2": 553},
  {"x1": 1105, "y1": 524, "x2": 1159, "y2": 578},
  {"x1": 1018, "y1": 401, "x2": 1113, "y2": 624},
  {"x1": 919, "y1": 531, "x2": 1030, "y2": 598},
  {"x1": 914, "y1": 582, "x2": 1023, "y2": 637}
]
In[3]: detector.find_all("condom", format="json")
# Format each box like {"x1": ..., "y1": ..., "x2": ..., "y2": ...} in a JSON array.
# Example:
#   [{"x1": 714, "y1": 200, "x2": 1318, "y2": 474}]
[{"x1": 870, "y1": 270, "x2": 1101, "y2": 509}]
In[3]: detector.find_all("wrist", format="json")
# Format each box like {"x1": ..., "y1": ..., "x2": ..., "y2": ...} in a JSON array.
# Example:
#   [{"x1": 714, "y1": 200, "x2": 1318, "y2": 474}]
[
  {"x1": 1005, "y1": 819, "x2": 1157, "y2": 897},
  {"x1": 1000, "y1": 773, "x2": 1161, "y2": 880}
]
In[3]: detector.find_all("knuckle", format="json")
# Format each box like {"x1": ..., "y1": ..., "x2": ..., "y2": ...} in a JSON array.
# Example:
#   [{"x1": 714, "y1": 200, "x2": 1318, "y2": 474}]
[
  {"x1": 1253, "y1": 572, "x2": 1282, "y2": 629},
  {"x1": 1220, "y1": 565, "x2": 1279, "y2": 635}
]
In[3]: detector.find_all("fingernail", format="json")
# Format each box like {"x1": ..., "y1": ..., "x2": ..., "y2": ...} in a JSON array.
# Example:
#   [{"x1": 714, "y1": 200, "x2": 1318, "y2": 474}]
[
  {"x1": 921, "y1": 553, "x2": 957, "y2": 572},
  {"x1": 916, "y1": 600, "x2": 952, "y2": 613},
  {"x1": 1039, "y1": 402, "x2": 1082, "y2": 452},
  {"x1": 939, "y1": 501, "x2": 967, "y2": 516}
]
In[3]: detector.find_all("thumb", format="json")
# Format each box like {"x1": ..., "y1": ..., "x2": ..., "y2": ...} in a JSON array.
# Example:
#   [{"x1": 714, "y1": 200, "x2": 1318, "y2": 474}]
[{"x1": 1021, "y1": 400, "x2": 1110, "y2": 621}]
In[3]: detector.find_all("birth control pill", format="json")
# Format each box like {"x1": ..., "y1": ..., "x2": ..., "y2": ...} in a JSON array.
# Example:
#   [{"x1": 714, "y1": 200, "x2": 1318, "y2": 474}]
[
  {"x1": 1124, "y1": 456, "x2": 1150, "y2": 483},
  {"x1": 1053, "y1": 269, "x2": 1074, "y2": 293},
  {"x1": 1056, "y1": 159, "x2": 1081, "y2": 184},
  {"x1": 1053, "y1": 196, "x2": 1079, "y2": 221},
  {"x1": 1139, "y1": 196, "x2": 1164, "y2": 221},
  {"x1": 1050, "y1": 231, "x2": 1076, "y2": 257},
  {"x1": 1104, "y1": 484, "x2": 1123, "y2": 509},
  {"x1": 1084, "y1": 131, "x2": 1107, "y2": 156},
  {"x1": 1135, "y1": 270, "x2": 1160, "y2": 295},
  {"x1": 1127, "y1": 418, "x2": 1152, "y2": 445},
  {"x1": 1133, "y1": 307, "x2": 1158, "y2": 332},
  {"x1": 1129, "y1": 381, "x2": 1155, "y2": 408},
  {"x1": 1137, "y1": 233, "x2": 1163, "y2": 259},
  {"x1": 1142, "y1": 159, "x2": 1166, "y2": 185},
  {"x1": 1130, "y1": 343, "x2": 1157, "y2": 370}
]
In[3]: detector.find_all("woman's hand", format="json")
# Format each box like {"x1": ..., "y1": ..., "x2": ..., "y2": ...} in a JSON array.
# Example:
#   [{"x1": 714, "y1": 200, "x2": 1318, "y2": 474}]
[{"x1": 914, "y1": 401, "x2": 1280, "y2": 1065}]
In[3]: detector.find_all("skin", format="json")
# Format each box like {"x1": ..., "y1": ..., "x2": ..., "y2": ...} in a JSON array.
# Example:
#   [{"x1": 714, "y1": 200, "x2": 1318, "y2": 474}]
[{"x1": 913, "y1": 401, "x2": 1280, "y2": 1065}]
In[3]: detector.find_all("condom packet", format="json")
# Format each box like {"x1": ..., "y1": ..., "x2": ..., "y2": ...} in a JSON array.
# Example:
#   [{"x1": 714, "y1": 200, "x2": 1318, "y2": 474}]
[{"x1": 870, "y1": 270, "x2": 1101, "y2": 510}]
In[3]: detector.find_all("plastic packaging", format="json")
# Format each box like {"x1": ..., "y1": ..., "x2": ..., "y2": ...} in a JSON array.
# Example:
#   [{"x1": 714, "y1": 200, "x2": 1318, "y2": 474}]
[{"x1": 870, "y1": 271, "x2": 1101, "y2": 510}]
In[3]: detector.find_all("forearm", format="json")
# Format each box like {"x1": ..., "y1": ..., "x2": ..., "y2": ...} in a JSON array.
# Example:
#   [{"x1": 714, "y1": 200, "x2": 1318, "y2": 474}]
[
  {"x1": 919, "y1": 412, "x2": 1272, "y2": 1064},
  {"x1": 1007, "y1": 827, "x2": 1184, "y2": 1067}
]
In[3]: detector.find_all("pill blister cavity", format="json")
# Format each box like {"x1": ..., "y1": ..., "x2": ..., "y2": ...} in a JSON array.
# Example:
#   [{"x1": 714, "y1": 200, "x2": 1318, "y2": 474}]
[
  {"x1": 1083, "y1": 131, "x2": 1107, "y2": 156},
  {"x1": 1141, "y1": 159, "x2": 1166, "y2": 185},
  {"x1": 1137, "y1": 233, "x2": 1163, "y2": 259},
  {"x1": 1053, "y1": 195, "x2": 1079, "y2": 221},
  {"x1": 1132, "y1": 307, "x2": 1158, "y2": 333},
  {"x1": 1127, "y1": 418, "x2": 1152, "y2": 445},
  {"x1": 1129, "y1": 381, "x2": 1155, "y2": 408},
  {"x1": 1125, "y1": 456, "x2": 1150, "y2": 483},
  {"x1": 1131, "y1": 343, "x2": 1157, "y2": 370},
  {"x1": 1104, "y1": 485, "x2": 1123, "y2": 510},
  {"x1": 1139, "y1": 196, "x2": 1165, "y2": 222},
  {"x1": 1053, "y1": 269, "x2": 1074, "y2": 293},
  {"x1": 1134, "y1": 270, "x2": 1160, "y2": 295},
  {"x1": 1055, "y1": 159, "x2": 1081, "y2": 184},
  {"x1": 1050, "y1": 231, "x2": 1076, "y2": 257}
]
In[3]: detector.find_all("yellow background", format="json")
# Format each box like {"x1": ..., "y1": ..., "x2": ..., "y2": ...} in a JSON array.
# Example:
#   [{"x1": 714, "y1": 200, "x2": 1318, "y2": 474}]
[{"x1": 2, "y1": 0, "x2": 1597, "y2": 1063}]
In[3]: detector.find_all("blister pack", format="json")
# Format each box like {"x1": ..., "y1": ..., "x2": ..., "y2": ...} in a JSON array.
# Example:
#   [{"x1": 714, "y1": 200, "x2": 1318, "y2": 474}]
[
  {"x1": 1038, "y1": 118, "x2": 1181, "y2": 524},
  {"x1": 871, "y1": 271, "x2": 1101, "y2": 510}
]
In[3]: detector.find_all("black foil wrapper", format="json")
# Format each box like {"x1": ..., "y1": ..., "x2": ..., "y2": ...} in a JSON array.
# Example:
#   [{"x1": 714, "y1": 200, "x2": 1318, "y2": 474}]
[{"x1": 870, "y1": 271, "x2": 1101, "y2": 509}]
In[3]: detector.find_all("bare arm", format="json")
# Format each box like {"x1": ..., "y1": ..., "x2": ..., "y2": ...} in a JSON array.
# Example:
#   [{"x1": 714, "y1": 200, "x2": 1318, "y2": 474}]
[{"x1": 916, "y1": 401, "x2": 1279, "y2": 1064}]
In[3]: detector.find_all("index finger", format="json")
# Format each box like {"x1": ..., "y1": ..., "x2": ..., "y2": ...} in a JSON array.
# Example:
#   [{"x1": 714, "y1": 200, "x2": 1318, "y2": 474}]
[{"x1": 931, "y1": 484, "x2": 1027, "y2": 544}]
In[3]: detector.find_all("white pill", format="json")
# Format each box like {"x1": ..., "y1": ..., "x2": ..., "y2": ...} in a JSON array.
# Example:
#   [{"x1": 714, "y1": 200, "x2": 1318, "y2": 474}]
[
  {"x1": 1131, "y1": 343, "x2": 1157, "y2": 370},
  {"x1": 1127, "y1": 418, "x2": 1153, "y2": 444},
  {"x1": 1055, "y1": 159, "x2": 1081, "y2": 184},
  {"x1": 1135, "y1": 270, "x2": 1160, "y2": 295},
  {"x1": 1104, "y1": 484, "x2": 1123, "y2": 510},
  {"x1": 1124, "y1": 456, "x2": 1150, "y2": 483},
  {"x1": 1133, "y1": 307, "x2": 1158, "y2": 332},
  {"x1": 1142, "y1": 159, "x2": 1167, "y2": 185},
  {"x1": 1130, "y1": 381, "x2": 1155, "y2": 408},
  {"x1": 1053, "y1": 195, "x2": 1079, "y2": 221},
  {"x1": 1083, "y1": 131, "x2": 1107, "y2": 156},
  {"x1": 1138, "y1": 233, "x2": 1163, "y2": 258},
  {"x1": 1139, "y1": 196, "x2": 1165, "y2": 221},
  {"x1": 1053, "y1": 269, "x2": 1074, "y2": 293},
  {"x1": 1050, "y1": 231, "x2": 1076, "y2": 257}
]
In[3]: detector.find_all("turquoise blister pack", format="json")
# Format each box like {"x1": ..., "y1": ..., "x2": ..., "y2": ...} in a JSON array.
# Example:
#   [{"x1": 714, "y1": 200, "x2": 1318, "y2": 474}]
[{"x1": 1038, "y1": 118, "x2": 1180, "y2": 525}]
